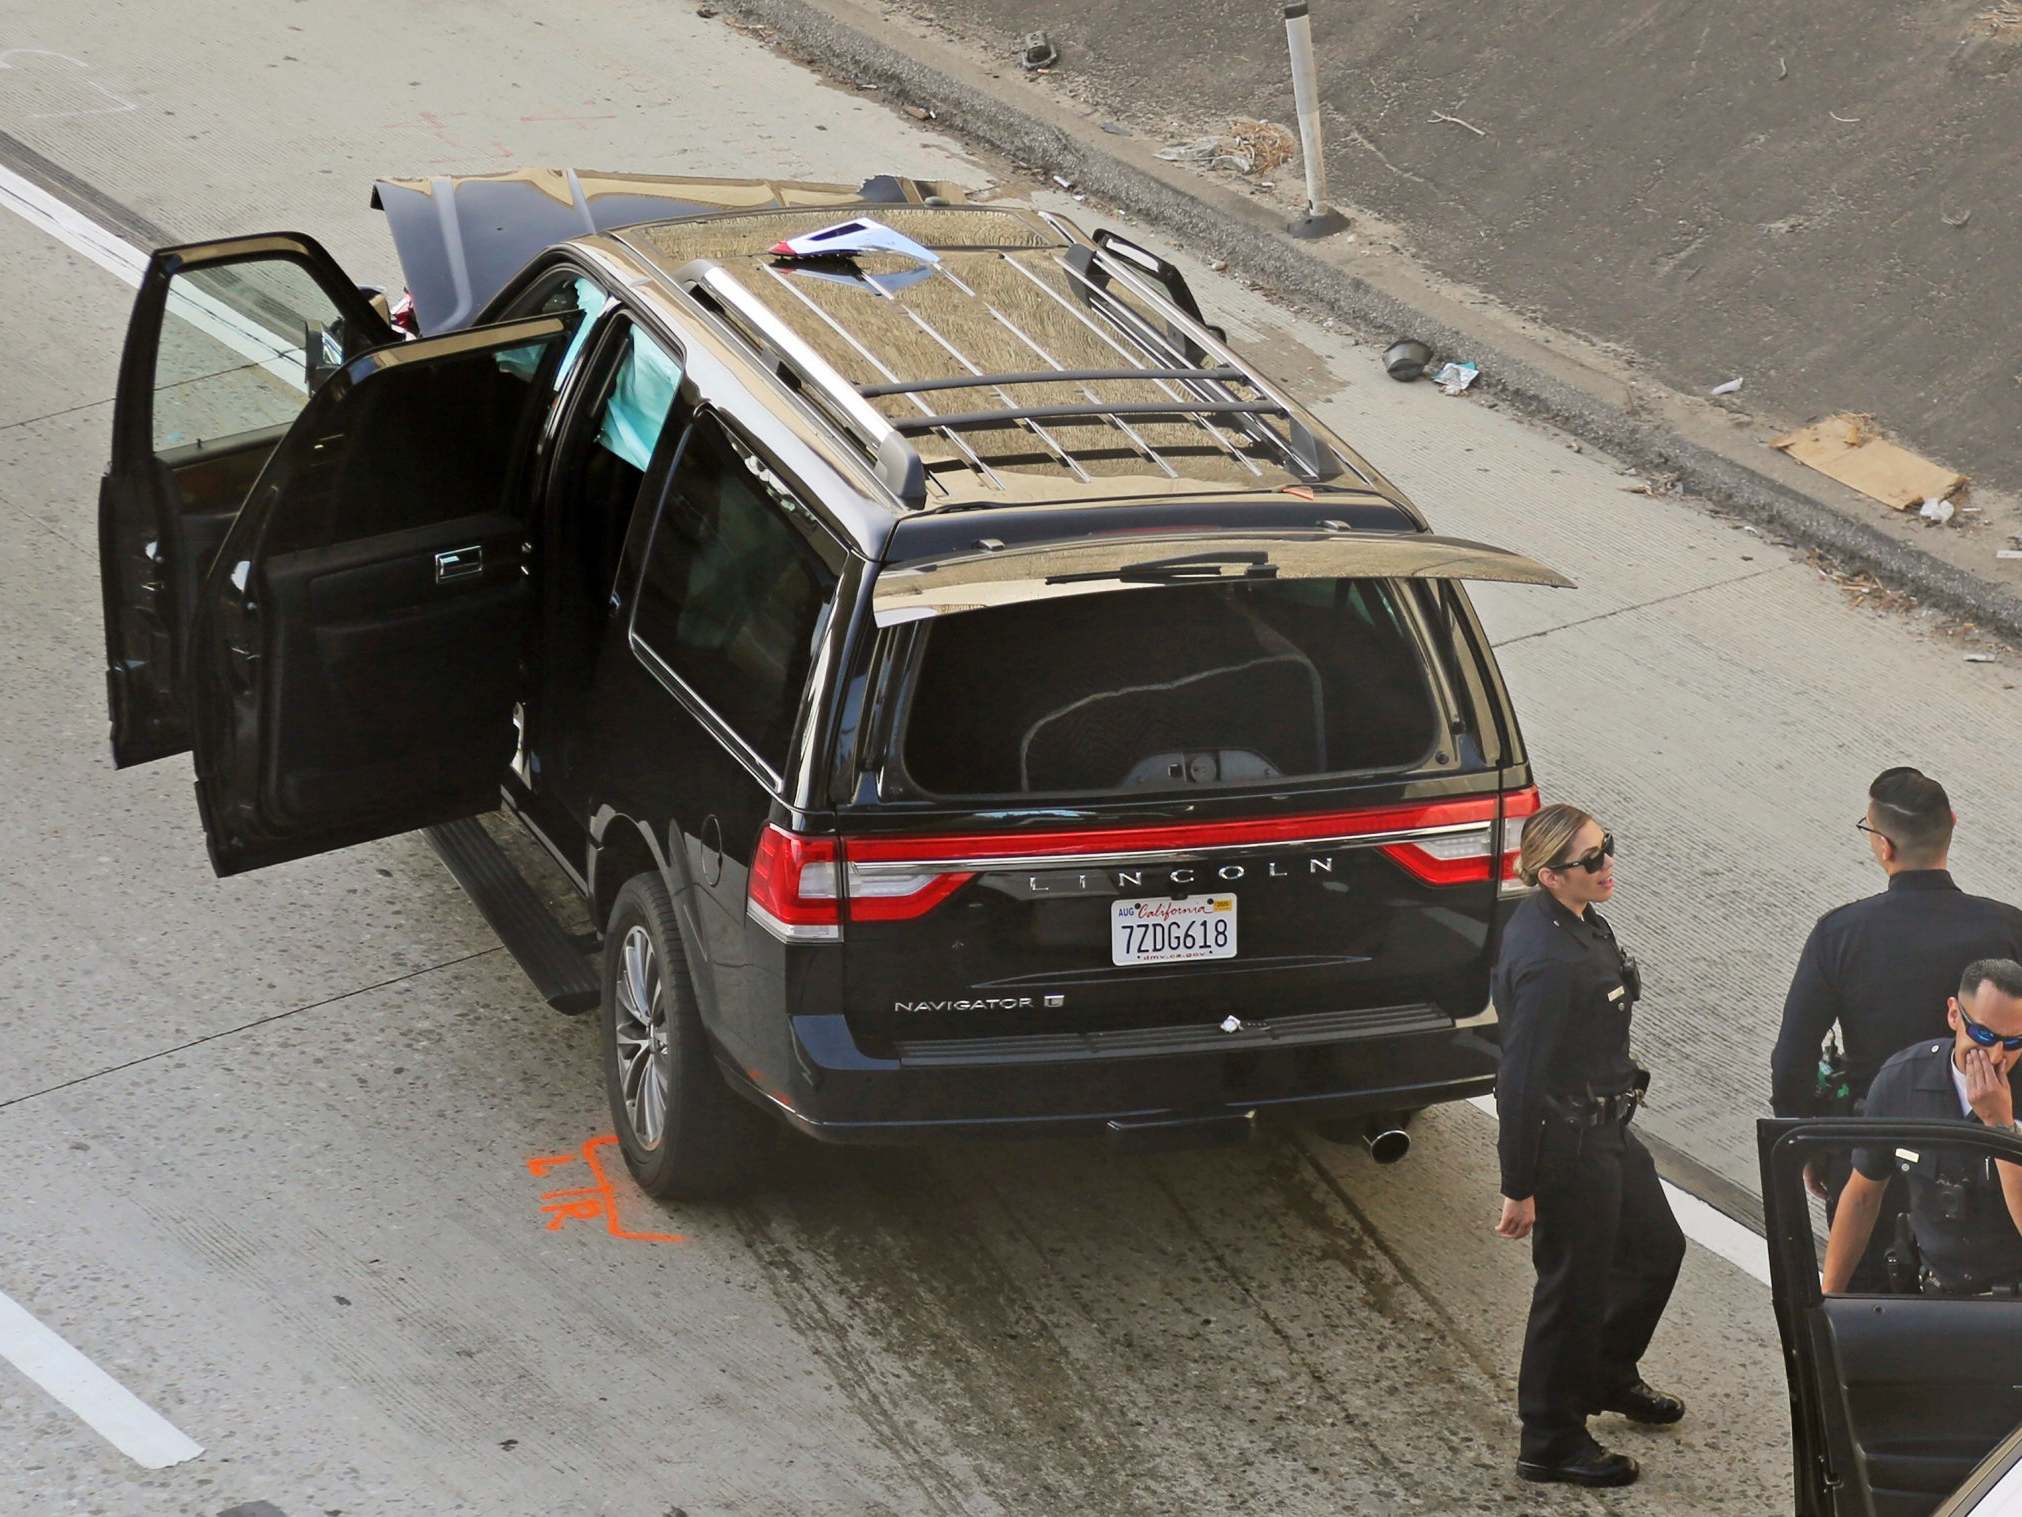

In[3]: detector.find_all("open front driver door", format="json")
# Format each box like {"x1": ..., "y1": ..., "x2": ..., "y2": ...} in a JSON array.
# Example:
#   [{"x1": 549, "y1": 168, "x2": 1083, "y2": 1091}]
[
  {"x1": 101, "y1": 233, "x2": 396, "y2": 768},
  {"x1": 186, "y1": 313, "x2": 570, "y2": 875},
  {"x1": 1762, "y1": 1117, "x2": 2022, "y2": 1517}
]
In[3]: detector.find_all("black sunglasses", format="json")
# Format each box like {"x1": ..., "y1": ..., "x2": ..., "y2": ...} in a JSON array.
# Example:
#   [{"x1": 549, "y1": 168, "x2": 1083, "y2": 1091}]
[
  {"x1": 1957, "y1": 1001, "x2": 2022, "y2": 1053},
  {"x1": 1547, "y1": 832, "x2": 1615, "y2": 875}
]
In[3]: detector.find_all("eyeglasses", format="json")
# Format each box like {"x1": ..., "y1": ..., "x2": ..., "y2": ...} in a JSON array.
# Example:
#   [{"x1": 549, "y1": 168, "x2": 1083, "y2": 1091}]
[
  {"x1": 1854, "y1": 818, "x2": 1894, "y2": 846},
  {"x1": 1956, "y1": 1001, "x2": 2022, "y2": 1053},
  {"x1": 1547, "y1": 832, "x2": 1615, "y2": 875}
]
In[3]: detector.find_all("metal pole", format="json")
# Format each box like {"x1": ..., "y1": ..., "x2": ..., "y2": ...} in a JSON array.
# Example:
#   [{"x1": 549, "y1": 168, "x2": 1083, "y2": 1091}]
[{"x1": 1283, "y1": 2, "x2": 1348, "y2": 238}]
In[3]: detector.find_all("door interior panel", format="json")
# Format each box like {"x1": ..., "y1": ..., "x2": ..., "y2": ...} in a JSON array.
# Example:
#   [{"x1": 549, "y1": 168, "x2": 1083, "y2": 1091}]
[
  {"x1": 1815, "y1": 1297, "x2": 2022, "y2": 1516},
  {"x1": 259, "y1": 511, "x2": 526, "y2": 825},
  {"x1": 160, "y1": 429, "x2": 287, "y2": 655}
]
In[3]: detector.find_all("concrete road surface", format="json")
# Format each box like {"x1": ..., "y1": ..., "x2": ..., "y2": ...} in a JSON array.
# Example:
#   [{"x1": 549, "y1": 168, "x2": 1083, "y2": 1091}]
[{"x1": 1, "y1": 2, "x2": 2017, "y2": 1513}]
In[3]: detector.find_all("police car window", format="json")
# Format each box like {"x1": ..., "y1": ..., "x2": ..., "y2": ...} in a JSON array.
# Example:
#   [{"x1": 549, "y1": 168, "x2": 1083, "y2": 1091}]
[{"x1": 630, "y1": 416, "x2": 837, "y2": 770}]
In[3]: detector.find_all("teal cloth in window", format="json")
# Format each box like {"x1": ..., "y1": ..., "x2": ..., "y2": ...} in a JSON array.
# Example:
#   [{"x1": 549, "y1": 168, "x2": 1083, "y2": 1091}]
[
  {"x1": 553, "y1": 277, "x2": 603, "y2": 383},
  {"x1": 494, "y1": 277, "x2": 605, "y2": 382},
  {"x1": 597, "y1": 329, "x2": 683, "y2": 471}
]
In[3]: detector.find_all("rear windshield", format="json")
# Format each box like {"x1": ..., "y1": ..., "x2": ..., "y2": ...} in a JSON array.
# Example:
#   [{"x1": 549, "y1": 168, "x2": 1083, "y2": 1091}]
[{"x1": 893, "y1": 579, "x2": 1442, "y2": 797}]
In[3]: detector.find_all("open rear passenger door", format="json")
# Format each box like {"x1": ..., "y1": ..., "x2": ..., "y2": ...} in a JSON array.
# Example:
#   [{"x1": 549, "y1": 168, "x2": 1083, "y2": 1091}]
[
  {"x1": 101, "y1": 234, "x2": 397, "y2": 767},
  {"x1": 1762, "y1": 1117, "x2": 2022, "y2": 1517},
  {"x1": 184, "y1": 313, "x2": 571, "y2": 875}
]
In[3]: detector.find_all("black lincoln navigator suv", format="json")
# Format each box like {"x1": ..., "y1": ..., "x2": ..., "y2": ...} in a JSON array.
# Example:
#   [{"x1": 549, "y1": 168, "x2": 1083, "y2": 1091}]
[{"x1": 98, "y1": 168, "x2": 1570, "y2": 1197}]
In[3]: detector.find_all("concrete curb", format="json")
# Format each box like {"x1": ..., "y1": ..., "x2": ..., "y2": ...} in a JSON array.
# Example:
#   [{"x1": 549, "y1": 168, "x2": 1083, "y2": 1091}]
[{"x1": 719, "y1": 0, "x2": 2022, "y2": 644}]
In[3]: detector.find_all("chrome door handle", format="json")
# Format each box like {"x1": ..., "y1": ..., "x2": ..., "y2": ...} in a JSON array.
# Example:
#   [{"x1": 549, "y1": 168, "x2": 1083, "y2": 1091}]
[{"x1": 435, "y1": 545, "x2": 483, "y2": 583}]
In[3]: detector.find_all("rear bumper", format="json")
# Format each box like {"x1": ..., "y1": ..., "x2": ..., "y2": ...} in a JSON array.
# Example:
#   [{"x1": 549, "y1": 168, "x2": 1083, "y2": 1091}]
[{"x1": 743, "y1": 1005, "x2": 1499, "y2": 1144}]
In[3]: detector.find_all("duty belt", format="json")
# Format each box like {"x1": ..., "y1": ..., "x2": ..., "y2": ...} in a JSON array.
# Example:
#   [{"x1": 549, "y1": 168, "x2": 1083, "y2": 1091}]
[
  {"x1": 1543, "y1": 1087, "x2": 1644, "y2": 1129},
  {"x1": 1921, "y1": 1265, "x2": 2022, "y2": 1297}
]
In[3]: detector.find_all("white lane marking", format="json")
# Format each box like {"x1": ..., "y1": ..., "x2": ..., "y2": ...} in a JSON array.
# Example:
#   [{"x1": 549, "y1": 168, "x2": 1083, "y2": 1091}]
[
  {"x1": 0, "y1": 1287, "x2": 202, "y2": 1468},
  {"x1": 0, "y1": 49, "x2": 139, "y2": 120},
  {"x1": 1467, "y1": 1094, "x2": 1773, "y2": 1287},
  {"x1": 0, "y1": 158, "x2": 144, "y2": 286},
  {"x1": 0, "y1": 161, "x2": 306, "y2": 390}
]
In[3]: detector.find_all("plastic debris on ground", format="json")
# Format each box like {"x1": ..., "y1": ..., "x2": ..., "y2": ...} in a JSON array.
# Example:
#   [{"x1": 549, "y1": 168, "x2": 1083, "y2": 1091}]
[
  {"x1": 1998, "y1": 549, "x2": 2022, "y2": 560},
  {"x1": 1966, "y1": 654, "x2": 1999, "y2": 663},
  {"x1": 1432, "y1": 359, "x2": 1480, "y2": 395},
  {"x1": 1709, "y1": 376, "x2": 1744, "y2": 396},
  {"x1": 1919, "y1": 497, "x2": 1957, "y2": 525}
]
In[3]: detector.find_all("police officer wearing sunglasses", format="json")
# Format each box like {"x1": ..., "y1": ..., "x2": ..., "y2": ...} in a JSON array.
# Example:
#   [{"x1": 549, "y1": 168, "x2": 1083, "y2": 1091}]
[
  {"x1": 1492, "y1": 803, "x2": 1685, "y2": 1489},
  {"x1": 1819, "y1": 958, "x2": 2022, "y2": 1295},
  {"x1": 1772, "y1": 767, "x2": 2022, "y2": 1290}
]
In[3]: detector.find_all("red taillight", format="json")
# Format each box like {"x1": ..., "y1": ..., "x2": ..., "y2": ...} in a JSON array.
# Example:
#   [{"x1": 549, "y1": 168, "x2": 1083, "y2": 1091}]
[
  {"x1": 747, "y1": 825, "x2": 840, "y2": 942},
  {"x1": 830, "y1": 790, "x2": 1542, "y2": 914},
  {"x1": 1371, "y1": 796, "x2": 1502, "y2": 884},
  {"x1": 844, "y1": 865, "x2": 977, "y2": 922},
  {"x1": 1499, "y1": 785, "x2": 1541, "y2": 890}
]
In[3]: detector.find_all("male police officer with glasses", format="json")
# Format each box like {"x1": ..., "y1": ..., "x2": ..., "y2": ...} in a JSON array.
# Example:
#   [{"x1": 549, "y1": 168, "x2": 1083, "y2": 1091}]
[
  {"x1": 1819, "y1": 959, "x2": 2022, "y2": 1295},
  {"x1": 1773, "y1": 768, "x2": 2022, "y2": 1289}
]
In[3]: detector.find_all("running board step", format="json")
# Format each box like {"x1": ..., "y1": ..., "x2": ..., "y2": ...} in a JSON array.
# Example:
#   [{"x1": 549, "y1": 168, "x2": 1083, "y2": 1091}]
[{"x1": 425, "y1": 818, "x2": 600, "y2": 1014}]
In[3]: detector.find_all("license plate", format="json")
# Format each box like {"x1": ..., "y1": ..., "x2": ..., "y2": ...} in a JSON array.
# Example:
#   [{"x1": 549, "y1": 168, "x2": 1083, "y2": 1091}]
[{"x1": 1110, "y1": 894, "x2": 1237, "y2": 966}]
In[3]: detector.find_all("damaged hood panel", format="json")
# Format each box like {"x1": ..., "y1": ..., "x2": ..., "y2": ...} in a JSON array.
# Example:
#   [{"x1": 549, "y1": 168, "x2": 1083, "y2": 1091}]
[{"x1": 370, "y1": 168, "x2": 966, "y2": 333}]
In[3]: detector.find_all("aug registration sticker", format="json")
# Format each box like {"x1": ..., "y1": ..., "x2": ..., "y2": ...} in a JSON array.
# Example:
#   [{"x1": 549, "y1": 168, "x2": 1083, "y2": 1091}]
[{"x1": 1110, "y1": 893, "x2": 1238, "y2": 966}]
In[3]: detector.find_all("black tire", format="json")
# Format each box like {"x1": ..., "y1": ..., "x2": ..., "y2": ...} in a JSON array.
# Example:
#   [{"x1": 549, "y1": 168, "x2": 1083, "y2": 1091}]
[{"x1": 599, "y1": 873, "x2": 775, "y2": 1200}]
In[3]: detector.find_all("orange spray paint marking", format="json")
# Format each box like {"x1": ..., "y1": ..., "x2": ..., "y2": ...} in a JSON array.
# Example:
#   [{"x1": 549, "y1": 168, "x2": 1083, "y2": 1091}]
[{"x1": 523, "y1": 1136, "x2": 686, "y2": 1244}]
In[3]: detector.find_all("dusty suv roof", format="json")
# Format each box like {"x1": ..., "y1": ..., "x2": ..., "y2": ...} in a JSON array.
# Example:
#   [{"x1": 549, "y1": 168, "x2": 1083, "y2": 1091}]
[{"x1": 614, "y1": 204, "x2": 1379, "y2": 511}]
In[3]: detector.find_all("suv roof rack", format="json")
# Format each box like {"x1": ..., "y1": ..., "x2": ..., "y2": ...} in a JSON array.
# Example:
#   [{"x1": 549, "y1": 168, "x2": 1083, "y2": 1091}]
[
  {"x1": 676, "y1": 258, "x2": 929, "y2": 509},
  {"x1": 672, "y1": 229, "x2": 1351, "y2": 513},
  {"x1": 1057, "y1": 238, "x2": 1348, "y2": 484}
]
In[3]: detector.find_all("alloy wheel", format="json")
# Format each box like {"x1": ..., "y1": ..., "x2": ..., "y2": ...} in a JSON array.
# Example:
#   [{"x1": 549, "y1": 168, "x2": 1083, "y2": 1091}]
[{"x1": 613, "y1": 924, "x2": 672, "y2": 1148}]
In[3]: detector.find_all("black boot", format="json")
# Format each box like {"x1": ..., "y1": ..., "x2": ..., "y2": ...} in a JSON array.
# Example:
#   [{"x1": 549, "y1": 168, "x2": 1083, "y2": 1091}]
[
  {"x1": 1517, "y1": 1437, "x2": 1641, "y2": 1487},
  {"x1": 1595, "y1": 1377, "x2": 1686, "y2": 1425}
]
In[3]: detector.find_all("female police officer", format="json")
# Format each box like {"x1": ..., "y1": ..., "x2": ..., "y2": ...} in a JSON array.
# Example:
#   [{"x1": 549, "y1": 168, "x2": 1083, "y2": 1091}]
[{"x1": 1492, "y1": 803, "x2": 1686, "y2": 1488}]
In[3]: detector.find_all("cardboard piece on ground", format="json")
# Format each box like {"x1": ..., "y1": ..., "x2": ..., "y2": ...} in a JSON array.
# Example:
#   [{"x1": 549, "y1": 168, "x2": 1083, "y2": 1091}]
[{"x1": 1771, "y1": 414, "x2": 1968, "y2": 510}]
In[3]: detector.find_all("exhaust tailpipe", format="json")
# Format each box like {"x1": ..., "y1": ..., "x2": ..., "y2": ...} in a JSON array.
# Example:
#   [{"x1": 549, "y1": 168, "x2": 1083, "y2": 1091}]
[{"x1": 1362, "y1": 1117, "x2": 1412, "y2": 1165}]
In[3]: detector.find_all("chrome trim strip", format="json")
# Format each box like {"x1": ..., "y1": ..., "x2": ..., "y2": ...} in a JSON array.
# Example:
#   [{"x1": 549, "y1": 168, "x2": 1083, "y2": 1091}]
[
  {"x1": 627, "y1": 631, "x2": 784, "y2": 793},
  {"x1": 1452, "y1": 1004, "x2": 1500, "y2": 1030},
  {"x1": 845, "y1": 820, "x2": 1493, "y2": 877},
  {"x1": 746, "y1": 896, "x2": 841, "y2": 944}
]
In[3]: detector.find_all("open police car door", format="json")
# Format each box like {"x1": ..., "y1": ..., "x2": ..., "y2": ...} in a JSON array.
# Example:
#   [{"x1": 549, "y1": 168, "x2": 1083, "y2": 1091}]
[
  {"x1": 100, "y1": 234, "x2": 397, "y2": 767},
  {"x1": 183, "y1": 312, "x2": 571, "y2": 875},
  {"x1": 1761, "y1": 1117, "x2": 2022, "y2": 1517}
]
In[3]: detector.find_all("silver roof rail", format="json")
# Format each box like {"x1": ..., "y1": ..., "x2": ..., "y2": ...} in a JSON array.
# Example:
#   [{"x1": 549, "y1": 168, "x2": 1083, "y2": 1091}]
[
  {"x1": 672, "y1": 258, "x2": 928, "y2": 509},
  {"x1": 1049, "y1": 230, "x2": 1355, "y2": 485}
]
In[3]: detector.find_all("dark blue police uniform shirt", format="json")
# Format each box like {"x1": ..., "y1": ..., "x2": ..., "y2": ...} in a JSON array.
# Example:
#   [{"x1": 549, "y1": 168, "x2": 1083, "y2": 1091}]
[
  {"x1": 1772, "y1": 870, "x2": 2022, "y2": 1117},
  {"x1": 1493, "y1": 889, "x2": 1640, "y2": 1201},
  {"x1": 1853, "y1": 1037, "x2": 2022, "y2": 1279}
]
